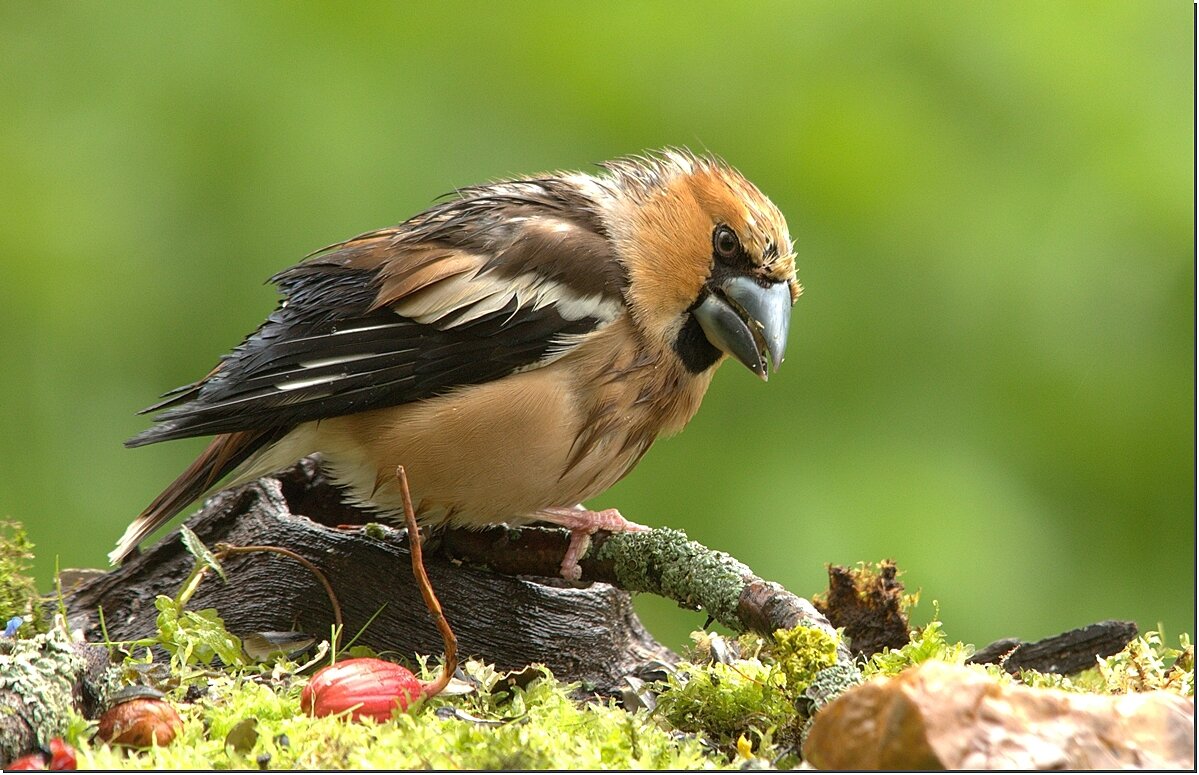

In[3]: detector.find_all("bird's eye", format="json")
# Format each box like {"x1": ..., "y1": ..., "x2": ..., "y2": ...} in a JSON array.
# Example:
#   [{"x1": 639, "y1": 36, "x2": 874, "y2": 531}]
[{"x1": 713, "y1": 225, "x2": 740, "y2": 260}]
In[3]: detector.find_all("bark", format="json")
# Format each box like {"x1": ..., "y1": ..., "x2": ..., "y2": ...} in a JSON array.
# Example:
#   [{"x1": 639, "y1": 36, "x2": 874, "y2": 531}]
[{"x1": 967, "y1": 620, "x2": 1139, "y2": 675}]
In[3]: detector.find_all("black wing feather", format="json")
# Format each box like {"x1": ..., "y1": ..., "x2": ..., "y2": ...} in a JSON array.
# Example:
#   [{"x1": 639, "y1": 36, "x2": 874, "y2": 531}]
[{"x1": 128, "y1": 265, "x2": 602, "y2": 447}]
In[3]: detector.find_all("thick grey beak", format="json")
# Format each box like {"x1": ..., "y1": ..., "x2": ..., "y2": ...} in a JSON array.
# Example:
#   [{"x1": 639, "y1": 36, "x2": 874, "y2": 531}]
[{"x1": 693, "y1": 276, "x2": 792, "y2": 380}]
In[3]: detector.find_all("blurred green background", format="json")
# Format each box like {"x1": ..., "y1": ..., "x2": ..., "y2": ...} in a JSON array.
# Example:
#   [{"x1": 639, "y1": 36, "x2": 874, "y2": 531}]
[{"x1": 1, "y1": 2, "x2": 1193, "y2": 652}]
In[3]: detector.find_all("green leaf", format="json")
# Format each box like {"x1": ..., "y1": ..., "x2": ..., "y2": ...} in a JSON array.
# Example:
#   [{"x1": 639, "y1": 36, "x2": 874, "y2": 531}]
[
  {"x1": 154, "y1": 595, "x2": 246, "y2": 667},
  {"x1": 179, "y1": 526, "x2": 227, "y2": 582}
]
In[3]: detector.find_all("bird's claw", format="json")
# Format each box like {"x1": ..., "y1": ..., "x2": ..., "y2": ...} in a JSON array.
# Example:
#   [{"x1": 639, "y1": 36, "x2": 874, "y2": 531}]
[{"x1": 531, "y1": 506, "x2": 649, "y2": 580}]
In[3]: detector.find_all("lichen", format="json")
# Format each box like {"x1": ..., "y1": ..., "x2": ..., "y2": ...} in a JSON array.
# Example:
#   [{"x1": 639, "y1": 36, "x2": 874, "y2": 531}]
[
  {"x1": 0, "y1": 627, "x2": 87, "y2": 760},
  {"x1": 594, "y1": 529, "x2": 751, "y2": 629}
]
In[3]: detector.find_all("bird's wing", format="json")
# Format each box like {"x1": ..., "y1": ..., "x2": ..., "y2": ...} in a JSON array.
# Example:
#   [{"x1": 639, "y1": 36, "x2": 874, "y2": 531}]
[{"x1": 128, "y1": 184, "x2": 628, "y2": 447}]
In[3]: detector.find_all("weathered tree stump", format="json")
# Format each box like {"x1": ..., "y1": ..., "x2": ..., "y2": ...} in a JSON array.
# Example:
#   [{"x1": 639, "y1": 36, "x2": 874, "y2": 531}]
[{"x1": 65, "y1": 459, "x2": 678, "y2": 694}]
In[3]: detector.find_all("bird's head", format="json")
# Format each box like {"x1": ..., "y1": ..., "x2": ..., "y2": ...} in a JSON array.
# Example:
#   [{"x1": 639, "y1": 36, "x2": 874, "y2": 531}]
[{"x1": 599, "y1": 149, "x2": 800, "y2": 379}]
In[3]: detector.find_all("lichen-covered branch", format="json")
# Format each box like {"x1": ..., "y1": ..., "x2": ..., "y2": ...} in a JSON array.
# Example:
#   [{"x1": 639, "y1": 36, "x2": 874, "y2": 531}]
[{"x1": 441, "y1": 525, "x2": 848, "y2": 655}]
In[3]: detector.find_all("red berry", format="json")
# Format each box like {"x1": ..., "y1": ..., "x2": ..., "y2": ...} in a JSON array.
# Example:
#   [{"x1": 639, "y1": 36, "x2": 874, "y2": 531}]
[
  {"x1": 5, "y1": 752, "x2": 47, "y2": 770},
  {"x1": 301, "y1": 658, "x2": 425, "y2": 721},
  {"x1": 47, "y1": 739, "x2": 77, "y2": 770}
]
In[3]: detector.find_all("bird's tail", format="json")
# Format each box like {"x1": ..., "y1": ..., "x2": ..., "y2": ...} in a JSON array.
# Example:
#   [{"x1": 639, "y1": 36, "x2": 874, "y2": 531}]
[{"x1": 110, "y1": 429, "x2": 277, "y2": 564}]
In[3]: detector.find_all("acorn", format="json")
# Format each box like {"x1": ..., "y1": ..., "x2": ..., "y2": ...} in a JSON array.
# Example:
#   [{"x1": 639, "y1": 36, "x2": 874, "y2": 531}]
[
  {"x1": 301, "y1": 658, "x2": 426, "y2": 721},
  {"x1": 96, "y1": 698, "x2": 183, "y2": 747}
]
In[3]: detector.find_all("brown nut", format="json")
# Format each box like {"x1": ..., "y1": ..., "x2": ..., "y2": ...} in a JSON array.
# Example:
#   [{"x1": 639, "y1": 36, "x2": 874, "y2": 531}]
[{"x1": 96, "y1": 698, "x2": 183, "y2": 747}]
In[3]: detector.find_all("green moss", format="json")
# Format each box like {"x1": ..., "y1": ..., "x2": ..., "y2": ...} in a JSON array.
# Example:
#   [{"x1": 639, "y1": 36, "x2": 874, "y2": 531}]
[
  {"x1": 771, "y1": 626, "x2": 840, "y2": 688},
  {"x1": 0, "y1": 521, "x2": 46, "y2": 637},
  {"x1": 154, "y1": 596, "x2": 246, "y2": 669},
  {"x1": 1017, "y1": 632, "x2": 1195, "y2": 696},
  {"x1": 657, "y1": 656, "x2": 795, "y2": 754},
  {"x1": 654, "y1": 626, "x2": 852, "y2": 762},
  {"x1": 9, "y1": 529, "x2": 1191, "y2": 768},
  {"x1": 28, "y1": 532, "x2": 727, "y2": 769},
  {"x1": 362, "y1": 523, "x2": 389, "y2": 541},
  {"x1": 64, "y1": 624, "x2": 857, "y2": 768},
  {"x1": 1096, "y1": 631, "x2": 1194, "y2": 695},
  {"x1": 861, "y1": 617, "x2": 1196, "y2": 699},
  {"x1": 862, "y1": 613, "x2": 973, "y2": 678},
  {"x1": 70, "y1": 659, "x2": 725, "y2": 770}
]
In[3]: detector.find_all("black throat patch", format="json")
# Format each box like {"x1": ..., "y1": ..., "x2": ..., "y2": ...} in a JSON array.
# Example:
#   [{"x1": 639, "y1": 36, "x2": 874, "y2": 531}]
[{"x1": 673, "y1": 312, "x2": 723, "y2": 374}]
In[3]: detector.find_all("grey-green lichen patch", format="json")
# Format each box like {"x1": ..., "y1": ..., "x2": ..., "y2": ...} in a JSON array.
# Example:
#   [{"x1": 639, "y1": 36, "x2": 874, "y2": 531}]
[
  {"x1": 0, "y1": 627, "x2": 86, "y2": 760},
  {"x1": 594, "y1": 529, "x2": 751, "y2": 630},
  {"x1": 802, "y1": 662, "x2": 863, "y2": 711}
]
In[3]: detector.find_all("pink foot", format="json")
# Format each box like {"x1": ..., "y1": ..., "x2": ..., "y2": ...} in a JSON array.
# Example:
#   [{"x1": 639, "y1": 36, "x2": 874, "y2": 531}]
[{"x1": 530, "y1": 507, "x2": 649, "y2": 580}]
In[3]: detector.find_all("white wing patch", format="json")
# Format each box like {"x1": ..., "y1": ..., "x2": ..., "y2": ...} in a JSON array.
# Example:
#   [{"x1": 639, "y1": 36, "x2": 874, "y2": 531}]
[
  {"x1": 298, "y1": 352, "x2": 383, "y2": 369},
  {"x1": 274, "y1": 373, "x2": 343, "y2": 392},
  {"x1": 391, "y1": 266, "x2": 622, "y2": 327},
  {"x1": 330, "y1": 322, "x2": 407, "y2": 336}
]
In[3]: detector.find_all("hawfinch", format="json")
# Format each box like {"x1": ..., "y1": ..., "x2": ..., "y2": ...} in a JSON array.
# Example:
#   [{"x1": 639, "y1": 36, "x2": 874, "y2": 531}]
[{"x1": 115, "y1": 148, "x2": 800, "y2": 579}]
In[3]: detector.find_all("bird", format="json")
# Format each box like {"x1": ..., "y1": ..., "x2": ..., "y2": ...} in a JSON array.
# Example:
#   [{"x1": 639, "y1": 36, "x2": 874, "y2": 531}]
[{"x1": 115, "y1": 148, "x2": 801, "y2": 579}]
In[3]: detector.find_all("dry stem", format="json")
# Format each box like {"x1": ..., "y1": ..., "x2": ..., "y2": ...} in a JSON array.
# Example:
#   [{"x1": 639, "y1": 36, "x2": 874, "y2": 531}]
[{"x1": 396, "y1": 465, "x2": 459, "y2": 697}]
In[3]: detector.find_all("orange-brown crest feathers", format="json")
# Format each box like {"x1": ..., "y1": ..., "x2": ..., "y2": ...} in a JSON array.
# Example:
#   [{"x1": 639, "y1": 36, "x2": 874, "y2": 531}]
[{"x1": 599, "y1": 149, "x2": 798, "y2": 348}]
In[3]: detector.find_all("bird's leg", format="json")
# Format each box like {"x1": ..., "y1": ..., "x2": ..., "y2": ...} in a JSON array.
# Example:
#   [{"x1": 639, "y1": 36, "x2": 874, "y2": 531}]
[{"x1": 530, "y1": 506, "x2": 650, "y2": 581}]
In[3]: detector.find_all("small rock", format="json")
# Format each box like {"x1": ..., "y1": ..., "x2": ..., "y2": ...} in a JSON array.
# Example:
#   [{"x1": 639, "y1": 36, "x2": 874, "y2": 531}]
[{"x1": 803, "y1": 661, "x2": 1194, "y2": 770}]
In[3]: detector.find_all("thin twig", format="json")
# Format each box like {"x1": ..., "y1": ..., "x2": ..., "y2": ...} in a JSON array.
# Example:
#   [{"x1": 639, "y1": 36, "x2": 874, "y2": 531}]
[
  {"x1": 396, "y1": 465, "x2": 458, "y2": 697},
  {"x1": 214, "y1": 542, "x2": 344, "y2": 649}
]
